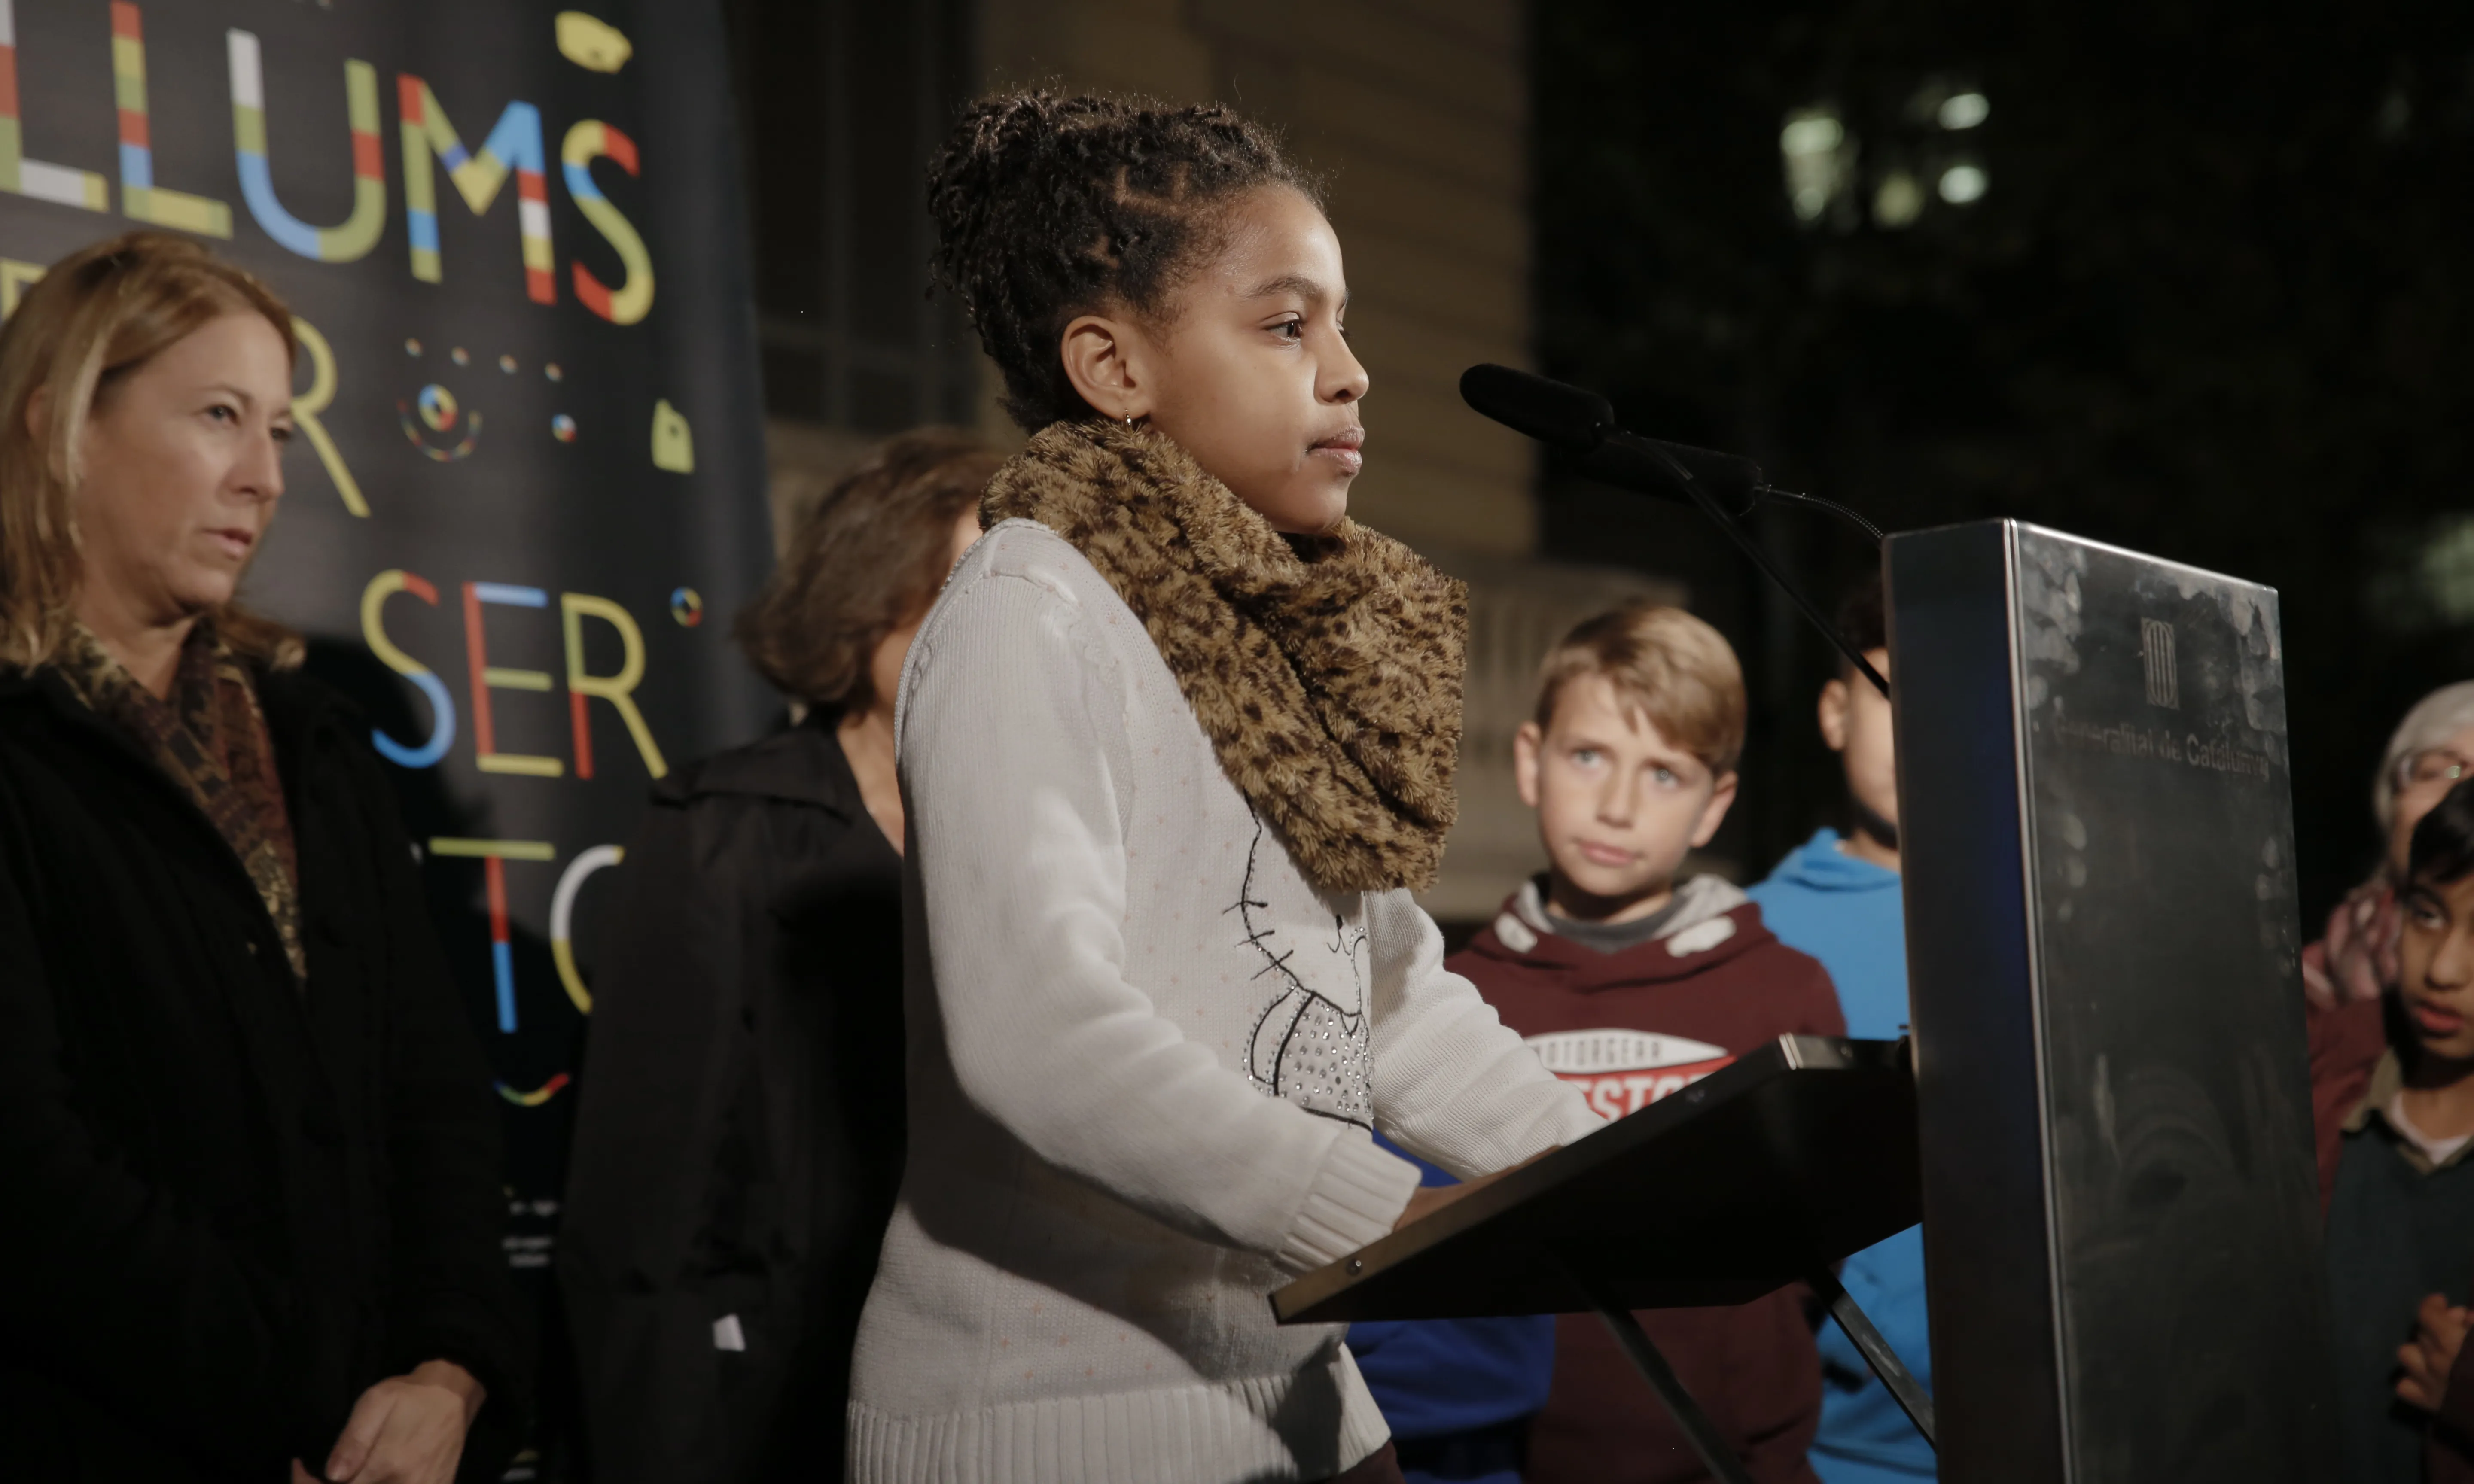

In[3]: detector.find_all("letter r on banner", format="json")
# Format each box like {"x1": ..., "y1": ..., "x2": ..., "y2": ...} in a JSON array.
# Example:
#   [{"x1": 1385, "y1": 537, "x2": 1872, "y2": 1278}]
[{"x1": 561, "y1": 593, "x2": 666, "y2": 779}]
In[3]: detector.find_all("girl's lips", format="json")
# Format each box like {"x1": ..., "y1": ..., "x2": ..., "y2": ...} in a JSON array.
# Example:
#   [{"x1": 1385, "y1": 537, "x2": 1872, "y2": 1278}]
[{"x1": 1313, "y1": 430, "x2": 1364, "y2": 476}]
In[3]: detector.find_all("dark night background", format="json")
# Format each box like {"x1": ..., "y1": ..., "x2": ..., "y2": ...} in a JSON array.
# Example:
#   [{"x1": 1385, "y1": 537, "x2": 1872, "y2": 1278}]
[{"x1": 1528, "y1": 0, "x2": 2474, "y2": 921}]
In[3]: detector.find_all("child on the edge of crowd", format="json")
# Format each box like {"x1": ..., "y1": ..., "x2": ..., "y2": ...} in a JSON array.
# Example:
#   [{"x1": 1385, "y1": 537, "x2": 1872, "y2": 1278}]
[
  {"x1": 844, "y1": 92, "x2": 1604, "y2": 1484},
  {"x1": 1745, "y1": 576, "x2": 1935, "y2": 1484},
  {"x1": 1439, "y1": 600, "x2": 1844, "y2": 1484},
  {"x1": 2330, "y1": 774, "x2": 2474, "y2": 1482}
]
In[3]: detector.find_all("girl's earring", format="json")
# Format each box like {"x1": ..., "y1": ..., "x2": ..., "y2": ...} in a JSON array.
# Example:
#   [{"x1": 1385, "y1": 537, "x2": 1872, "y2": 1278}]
[{"x1": 1123, "y1": 412, "x2": 1136, "y2": 427}]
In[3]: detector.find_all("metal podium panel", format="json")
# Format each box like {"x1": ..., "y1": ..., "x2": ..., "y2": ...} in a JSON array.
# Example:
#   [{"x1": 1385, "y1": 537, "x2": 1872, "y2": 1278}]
[
  {"x1": 1271, "y1": 1035, "x2": 1918, "y2": 1324},
  {"x1": 1888, "y1": 521, "x2": 2337, "y2": 1484}
]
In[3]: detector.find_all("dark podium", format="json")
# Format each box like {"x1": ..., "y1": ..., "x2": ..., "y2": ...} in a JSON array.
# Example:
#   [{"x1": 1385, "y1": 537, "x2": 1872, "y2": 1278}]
[{"x1": 1271, "y1": 1035, "x2": 1931, "y2": 1483}]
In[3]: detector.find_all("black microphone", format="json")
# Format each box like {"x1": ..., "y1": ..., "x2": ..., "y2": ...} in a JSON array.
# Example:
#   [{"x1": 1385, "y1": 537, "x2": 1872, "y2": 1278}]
[
  {"x1": 1458, "y1": 362, "x2": 1891, "y2": 697},
  {"x1": 1458, "y1": 364, "x2": 1764, "y2": 519}
]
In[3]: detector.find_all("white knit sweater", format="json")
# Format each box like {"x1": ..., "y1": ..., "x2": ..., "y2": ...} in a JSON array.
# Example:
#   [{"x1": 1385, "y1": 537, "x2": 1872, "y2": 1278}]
[{"x1": 847, "y1": 521, "x2": 1601, "y2": 1484}]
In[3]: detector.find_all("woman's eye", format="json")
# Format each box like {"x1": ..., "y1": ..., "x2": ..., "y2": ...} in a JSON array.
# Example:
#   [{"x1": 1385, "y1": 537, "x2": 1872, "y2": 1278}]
[
  {"x1": 1275, "y1": 318, "x2": 1304, "y2": 340},
  {"x1": 271, "y1": 425, "x2": 295, "y2": 444},
  {"x1": 207, "y1": 404, "x2": 237, "y2": 423}
]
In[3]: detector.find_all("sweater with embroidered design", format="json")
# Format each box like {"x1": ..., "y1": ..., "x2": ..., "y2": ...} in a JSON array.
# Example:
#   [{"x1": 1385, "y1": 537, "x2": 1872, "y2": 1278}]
[{"x1": 847, "y1": 521, "x2": 1601, "y2": 1484}]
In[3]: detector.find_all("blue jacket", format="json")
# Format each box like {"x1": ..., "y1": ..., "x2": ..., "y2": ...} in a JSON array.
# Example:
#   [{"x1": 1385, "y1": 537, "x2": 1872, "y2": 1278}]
[
  {"x1": 1348, "y1": 1139, "x2": 1554, "y2": 1484},
  {"x1": 1748, "y1": 830, "x2": 1936, "y2": 1481}
]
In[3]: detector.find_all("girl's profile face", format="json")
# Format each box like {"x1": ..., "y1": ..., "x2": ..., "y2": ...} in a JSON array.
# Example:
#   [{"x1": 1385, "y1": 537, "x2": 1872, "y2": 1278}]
[{"x1": 1139, "y1": 186, "x2": 1368, "y2": 534}]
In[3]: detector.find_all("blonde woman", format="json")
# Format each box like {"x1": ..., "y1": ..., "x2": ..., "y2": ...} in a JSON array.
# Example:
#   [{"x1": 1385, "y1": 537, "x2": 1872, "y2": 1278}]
[{"x1": 0, "y1": 232, "x2": 523, "y2": 1482}]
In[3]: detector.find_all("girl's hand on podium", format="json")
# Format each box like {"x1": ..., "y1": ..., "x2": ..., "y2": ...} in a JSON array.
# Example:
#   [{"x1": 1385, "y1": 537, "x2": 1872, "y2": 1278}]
[{"x1": 1391, "y1": 1146, "x2": 1561, "y2": 1232}]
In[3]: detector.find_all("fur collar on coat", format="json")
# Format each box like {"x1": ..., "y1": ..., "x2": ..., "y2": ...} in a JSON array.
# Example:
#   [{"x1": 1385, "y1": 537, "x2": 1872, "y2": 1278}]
[{"x1": 982, "y1": 418, "x2": 1467, "y2": 894}]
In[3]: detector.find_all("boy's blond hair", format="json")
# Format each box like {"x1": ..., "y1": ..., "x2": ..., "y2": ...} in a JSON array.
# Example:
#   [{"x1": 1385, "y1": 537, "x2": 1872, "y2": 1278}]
[{"x1": 1533, "y1": 602, "x2": 1746, "y2": 774}]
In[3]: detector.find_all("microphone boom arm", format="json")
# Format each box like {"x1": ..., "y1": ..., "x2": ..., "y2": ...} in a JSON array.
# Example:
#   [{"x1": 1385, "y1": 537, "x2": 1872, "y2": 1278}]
[
  {"x1": 1457, "y1": 363, "x2": 1890, "y2": 699},
  {"x1": 1632, "y1": 435, "x2": 1890, "y2": 698}
]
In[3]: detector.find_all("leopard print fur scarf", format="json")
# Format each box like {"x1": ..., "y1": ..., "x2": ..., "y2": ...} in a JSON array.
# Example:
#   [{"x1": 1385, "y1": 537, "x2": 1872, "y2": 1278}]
[{"x1": 982, "y1": 418, "x2": 1467, "y2": 894}]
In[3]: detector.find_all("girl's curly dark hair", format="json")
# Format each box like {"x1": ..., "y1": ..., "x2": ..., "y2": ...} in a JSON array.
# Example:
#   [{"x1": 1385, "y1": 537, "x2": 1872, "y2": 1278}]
[{"x1": 926, "y1": 91, "x2": 1320, "y2": 430}]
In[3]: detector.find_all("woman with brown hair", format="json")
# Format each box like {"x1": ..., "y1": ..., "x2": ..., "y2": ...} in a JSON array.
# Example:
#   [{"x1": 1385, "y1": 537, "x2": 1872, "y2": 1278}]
[
  {"x1": 0, "y1": 231, "x2": 525, "y2": 1481},
  {"x1": 558, "y1": 429, "x2": 995, "y2": 1484}
]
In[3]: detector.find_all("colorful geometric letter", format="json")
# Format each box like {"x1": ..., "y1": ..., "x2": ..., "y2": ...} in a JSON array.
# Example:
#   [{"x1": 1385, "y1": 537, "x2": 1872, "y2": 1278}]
[
  {"x1": 561, "y1": 592, "x2": 666, "y2": 779},
  {"x1": 111, "y1": 3, "x2": 232, "y2": 237},
  {"x1": 398, "y1": 76, "x2": 552, "y2": 303},
  {"x1": 228, "y1": 30, "x2": 384, "y2": 262},
  {"x1": 0, "y1": 1, "x2": 107, "y2": 210},
  {"x1": 426, "y1": 836, "x2": 554, "y2": 1032},
  {"x1": 360, "y1": 570, "x2": 457, "y2": 767},
  {"x1": 561, "y1": 121, "x2": 653, "y2": 325},
  {"x1": 463, "y1": 582, "x2": 564, "y2": 777}
]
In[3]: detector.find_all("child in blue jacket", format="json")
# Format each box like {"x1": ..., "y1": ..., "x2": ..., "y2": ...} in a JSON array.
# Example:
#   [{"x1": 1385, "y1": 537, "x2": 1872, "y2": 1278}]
[{"x1": 1746, "y1": 578, "x2": 1935, "y2": 1484}]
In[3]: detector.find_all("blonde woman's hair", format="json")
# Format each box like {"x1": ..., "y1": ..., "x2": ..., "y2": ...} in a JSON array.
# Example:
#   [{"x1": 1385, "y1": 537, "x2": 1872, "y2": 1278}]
[
  {"x1": 0, "y1": 230, "x2": 301, "y2": 671},
  {"x1": 1533, "y1": 601, "x2": 1748, "y2": 775}
]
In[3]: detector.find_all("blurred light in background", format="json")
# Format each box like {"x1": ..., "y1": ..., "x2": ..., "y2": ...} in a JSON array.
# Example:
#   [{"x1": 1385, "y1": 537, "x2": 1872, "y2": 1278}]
[
  {"x1": 1874, "y1": 171, "x2": 1925, "y2": 228},
  {"x1": 1937, "y1": 91, "x2": 1990, "y2": 130},
  {"x1": 1938, "y1": 164, "x2": 1988, "y2": 204},
  {"x1": 2372, "y1": 516, "x2": 2474, "y2": 630},
  {"x1": 1781, "y1": 109, "x2": 1851, "y2": 224}
]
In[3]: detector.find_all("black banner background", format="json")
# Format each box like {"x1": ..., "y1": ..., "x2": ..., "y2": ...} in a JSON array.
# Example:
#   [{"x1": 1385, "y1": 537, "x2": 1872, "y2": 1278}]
[{"x1": 0, "y1": 2, "x2": 774, "y2": 1472}]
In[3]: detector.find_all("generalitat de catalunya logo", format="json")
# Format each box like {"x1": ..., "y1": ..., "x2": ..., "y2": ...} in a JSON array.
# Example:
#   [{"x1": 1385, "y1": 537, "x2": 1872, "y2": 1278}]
[{"x1": 1524, "y1": 1028, "x2": 1734, "y2": 1119}]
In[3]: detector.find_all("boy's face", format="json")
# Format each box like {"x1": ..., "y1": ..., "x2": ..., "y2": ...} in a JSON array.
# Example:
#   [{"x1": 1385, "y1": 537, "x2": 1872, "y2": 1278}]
[
  {"x1": 1514, "y1": 674, "x2": 1738, "y2": 921},
  {"x1": 2401, "y1": 871, "x2": 2474, "y2": 1061},
  {"x1": 1820, "y1": 646, "x2": 1898, "y2": 833}
]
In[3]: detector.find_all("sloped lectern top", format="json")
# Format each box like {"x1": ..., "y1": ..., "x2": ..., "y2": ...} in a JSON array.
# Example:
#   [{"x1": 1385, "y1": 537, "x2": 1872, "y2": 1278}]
[{"x1": 1271, "y1": 1035, "x2": 1919, "y2": 1326}]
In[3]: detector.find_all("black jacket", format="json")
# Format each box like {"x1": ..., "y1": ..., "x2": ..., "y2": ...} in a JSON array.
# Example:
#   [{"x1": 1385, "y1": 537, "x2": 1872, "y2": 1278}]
[
  {"x1": 559, "y1": 715, "x2": 905, "y2": 1484},
  {"x1": 0, "y1": 664, "x2": 527, "y2": 1480}
]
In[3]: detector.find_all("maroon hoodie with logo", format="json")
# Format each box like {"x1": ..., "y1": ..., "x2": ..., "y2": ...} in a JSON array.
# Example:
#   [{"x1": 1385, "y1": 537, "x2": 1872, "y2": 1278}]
[{"x1": 1450, "y1": 878, "x2": 1845, "y2": 1484}]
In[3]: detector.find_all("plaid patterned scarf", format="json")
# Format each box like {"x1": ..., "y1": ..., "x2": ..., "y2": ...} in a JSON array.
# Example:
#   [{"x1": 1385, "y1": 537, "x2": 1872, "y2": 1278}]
[{"x1": 59, "y1": 620, "x2": 306, "y2": 982}]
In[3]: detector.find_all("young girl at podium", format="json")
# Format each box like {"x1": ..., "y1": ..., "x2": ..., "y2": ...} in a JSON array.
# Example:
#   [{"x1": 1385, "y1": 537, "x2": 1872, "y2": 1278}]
[{"x1": 842, "y1": 93, "x2": 1602, "y2": 1484}]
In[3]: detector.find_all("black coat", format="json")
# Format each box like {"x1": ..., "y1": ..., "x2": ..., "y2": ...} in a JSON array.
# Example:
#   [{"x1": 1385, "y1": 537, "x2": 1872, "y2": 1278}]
[
  {"x1": 559, "y1": 715, "x2": 905, "y2": 1484},
  {"x1": 0, "y1": 664, "x2": 527, "y2": 1481}
]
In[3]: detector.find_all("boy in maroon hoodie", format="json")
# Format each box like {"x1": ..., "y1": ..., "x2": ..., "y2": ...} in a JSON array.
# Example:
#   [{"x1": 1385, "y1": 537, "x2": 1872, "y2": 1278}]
[{"x1": 1453, "y1": 601, "x2": 1843, "y2": 1484}]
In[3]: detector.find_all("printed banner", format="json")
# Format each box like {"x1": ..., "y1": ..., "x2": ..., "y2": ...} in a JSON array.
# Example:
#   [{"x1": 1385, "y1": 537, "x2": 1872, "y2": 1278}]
[{"x1": 0, "y1": 2, "x2": 773, "y2": 1472}]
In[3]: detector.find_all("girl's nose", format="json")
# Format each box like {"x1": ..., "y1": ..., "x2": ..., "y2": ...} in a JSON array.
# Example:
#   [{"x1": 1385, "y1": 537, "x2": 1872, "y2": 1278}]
[{"x1": 1324, "y1": 334, "x2": 1370, "y2": 405}]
